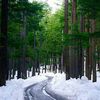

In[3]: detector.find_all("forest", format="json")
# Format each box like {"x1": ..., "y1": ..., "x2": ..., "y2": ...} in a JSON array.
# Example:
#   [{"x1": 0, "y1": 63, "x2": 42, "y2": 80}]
[{"x1": 0, "y1": 0, "x2": 100, "y2": 88}]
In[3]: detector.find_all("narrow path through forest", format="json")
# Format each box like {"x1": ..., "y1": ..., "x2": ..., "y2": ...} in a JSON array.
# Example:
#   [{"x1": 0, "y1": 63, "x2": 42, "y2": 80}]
[{"x1": 24, "y1": 77, "x2": 56, "y2": 100}]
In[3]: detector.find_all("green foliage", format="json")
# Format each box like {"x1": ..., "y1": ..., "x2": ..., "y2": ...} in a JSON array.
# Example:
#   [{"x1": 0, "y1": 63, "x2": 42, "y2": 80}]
[
  {"x1": 8, "y1": 0, "x2": 46, "y2": 61},
  {"x1": 40, "y1": 8, "x2": 64, "y2": 57},
  {"x1": 78, "y1": 0, "x2": 100, "y2": 19},
  {"x1": 26, "y1": 46, "x2": 36, "y2": 60},
  {"x1": 90, "y1": 32, "x2": 100, "y2": 38},
  {"x1": 71, "y1": 23, "x2": 79, "y2": 34},
  {"x1": 64, "y1": 32, "x2": 89, "y2": 48},
  {"x1": 8, "y1": 23, "x2": 21, "y2": 49},
  {"x1": 7, "y1": 0, "x2": 100, "y2": 64}
]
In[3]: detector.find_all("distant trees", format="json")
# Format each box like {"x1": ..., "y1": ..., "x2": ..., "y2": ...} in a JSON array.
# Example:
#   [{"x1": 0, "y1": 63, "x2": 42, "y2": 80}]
[
  {"x1": 7, "y1": 0, "x2": 46, "y2": 79},
  {"x1": 40, "y1": 10, "x2": 64, "y2": 73},
  {"x1": 0, "y1": 0, "x2": 100, "y2": 86},
  {"x1": 46, "y1": 0, "x2": 99, "y2": 81}
]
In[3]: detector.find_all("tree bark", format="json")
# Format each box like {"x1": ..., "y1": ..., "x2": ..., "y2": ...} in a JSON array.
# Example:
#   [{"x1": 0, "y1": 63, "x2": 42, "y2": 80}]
[
  {"x1": 79, "y1": 15, "x2": 85, "y2": 77},
  {"x1": 63, "y1": 0, "x2": 70, "y2": 79},
  {"x1": 0, "y1": 0, "x2": 8, "y2": 86},
  {"x1": 32, "y1": 60, "x2": 35, "y2": 76},
  {"x1": 69, "y1": 0, "x2": 78, "y2": 78},
  {"x1": 92, "y1": 38, "x2": 96, "y2": 82}
]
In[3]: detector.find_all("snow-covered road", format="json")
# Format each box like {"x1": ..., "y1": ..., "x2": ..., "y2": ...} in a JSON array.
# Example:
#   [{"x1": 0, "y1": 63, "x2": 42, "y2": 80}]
[
  {"x1": 24, "y1": 77, "x2": 56, "y2": 100},
  {"x1": 1, "y1": 73, "x2": 100, "y2": 100}
]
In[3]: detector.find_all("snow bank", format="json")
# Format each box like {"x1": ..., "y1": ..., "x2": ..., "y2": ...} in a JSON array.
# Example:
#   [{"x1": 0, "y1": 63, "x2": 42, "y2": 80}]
[
  {"x1": 0, "y1": 75, "x2": 47, "y2": 100},
  {"x1": 40, "y1": 72, "x2": 55, "y2": 77},
  {"x1": 1, "y1": 72, "x2": 100, "y2": 100},
  {"x1": 49, "y1": 73, "x2": 100, "y2": 100}
]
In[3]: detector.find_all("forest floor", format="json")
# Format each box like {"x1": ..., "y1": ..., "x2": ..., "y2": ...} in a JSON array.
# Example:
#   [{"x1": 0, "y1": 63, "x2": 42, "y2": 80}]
[{"x1": 0, "y1": 72, "x2": 100, "y2": 100}]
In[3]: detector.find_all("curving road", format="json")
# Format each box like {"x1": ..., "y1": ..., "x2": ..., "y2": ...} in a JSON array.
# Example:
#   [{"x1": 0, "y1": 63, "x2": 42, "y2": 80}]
[{"x1": 24, "y1": 77, "x2": 56, "y2": 100}]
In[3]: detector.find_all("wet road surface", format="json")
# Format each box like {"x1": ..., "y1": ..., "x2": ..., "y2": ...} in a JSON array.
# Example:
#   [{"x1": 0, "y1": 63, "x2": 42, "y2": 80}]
[{"x1": 24, "y1": 77, "x2": 56, "y2": 100}]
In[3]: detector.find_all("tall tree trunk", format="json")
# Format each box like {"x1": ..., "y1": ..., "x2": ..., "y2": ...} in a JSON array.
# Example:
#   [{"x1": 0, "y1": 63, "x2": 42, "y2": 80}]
[
  {"x1": 63, "y1": 0, "x2": 70, "y2": 79},
  {"x1": 0, "y1": 0, "x2": 8, "y2": 86},
  {"x1": 85, "y1": 17, "x2": 92, "y2": 80},
  {"x1": 79, "y1": 15, "x2": 85, "y2": 77},
  {"x1": 92, "y1": 38, "x2": 96, "y2": 82},
  {"x1": 49, "y1": 57, "x2": 52, "y2": 72},
  {"x1": 32, "y1": 60, "x2": 35, "y2": 76},
  {"x1": 61, "y1": 53, "x2": 63, "y2": 73},
  {"x1": 91, "y1": 19, "x2": 96, "y2": 82},
  {"x1": 20, "y1": 8, "x2": 27, "y2": 79},
  {"x1": 8, "y1": 59, "x2": 12, "y2": 80},
  {"x1": 59, "y1": 56, "x2": 61, "y2": 73},
  {"x1": 44, "y1": 62, "x2": 46, "y2": 73},
  {"x1": 97, "y1": 44, "x2": 100, "y2": 71},
  {"x1": 64, "y1": 0, "x2": 68, "y2": 33},
  {"x1": 53, "y1": 54, "x2": 55, "y2": 72},
  {"x1": 72, "y1": 0, "x2": 77, "y2": 24},
  {"x1": 17, "y1": 59, "x2": 21, "y2": 79},
  {"x1": 69, "y1": 0, "x2": 78, "y2": 78}
]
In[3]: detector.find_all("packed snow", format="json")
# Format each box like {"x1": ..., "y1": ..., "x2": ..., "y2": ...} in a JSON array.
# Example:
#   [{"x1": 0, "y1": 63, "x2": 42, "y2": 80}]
[{"x1": 0, "y1": 72, "x2": 100, "y2": 100}]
